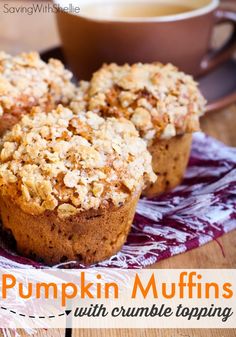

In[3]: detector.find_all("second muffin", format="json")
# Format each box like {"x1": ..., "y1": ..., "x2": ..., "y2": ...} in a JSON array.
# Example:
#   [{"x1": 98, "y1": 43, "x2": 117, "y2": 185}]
[{"x1": 73, "y1": 63, "x2": 206, "y2": 197}]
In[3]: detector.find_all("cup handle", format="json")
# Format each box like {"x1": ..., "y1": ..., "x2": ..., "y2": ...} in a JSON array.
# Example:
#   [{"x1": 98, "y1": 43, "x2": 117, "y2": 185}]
[{"x1": 200, "y1": 7, "x2": 236, "y2": 75}]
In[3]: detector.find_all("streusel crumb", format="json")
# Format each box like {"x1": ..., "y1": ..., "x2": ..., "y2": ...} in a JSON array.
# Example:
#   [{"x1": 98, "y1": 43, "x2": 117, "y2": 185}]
[
  {"x1": 0, "y1": 105, "x2": 156, "y2": 217},
  {"x1": 74, "y1": 63, "x2": 206, "y2": 142},
  {"x1": 0, "y1": 51, "x2": 77, "y2": 134}
]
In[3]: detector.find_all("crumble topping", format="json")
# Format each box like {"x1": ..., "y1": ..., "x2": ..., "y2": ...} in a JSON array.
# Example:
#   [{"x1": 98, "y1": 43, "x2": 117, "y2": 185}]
[
  {"x1": 0, "y1": 105, "x2": 156, "y2": 217},
  {"x1": 70, "y1": 81, "x2": 90, "y2": 112},
  {"x1": 0, "y1": 51, "x2": 77, "y2": 132},
  {"x1": 75, "y1": 63, "x2": 206, "y2": 142}
]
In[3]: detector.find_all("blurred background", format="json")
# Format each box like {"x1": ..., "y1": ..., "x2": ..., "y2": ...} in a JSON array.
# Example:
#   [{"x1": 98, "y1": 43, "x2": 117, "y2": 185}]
[{"x1": 0, "y1": 0, "x2": 235, "y2": 54}]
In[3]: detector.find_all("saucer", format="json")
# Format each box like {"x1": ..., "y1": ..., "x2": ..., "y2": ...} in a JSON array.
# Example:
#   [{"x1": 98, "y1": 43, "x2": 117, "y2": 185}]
[
  {"x1": 41, "y1": 47, "x2": 236, "y2": 113},
  {"x1": 198, "y1": 59, "x2": 236, "y2": 112}
]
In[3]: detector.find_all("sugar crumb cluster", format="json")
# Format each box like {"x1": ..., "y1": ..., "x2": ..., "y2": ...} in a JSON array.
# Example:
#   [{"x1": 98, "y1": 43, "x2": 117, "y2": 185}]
[
  {"x1": 77, "y1": 63, "x2": 206, "y2": 142},
  {"x1": 0, "y1": 52, "x2": 77, "y2": 134}
]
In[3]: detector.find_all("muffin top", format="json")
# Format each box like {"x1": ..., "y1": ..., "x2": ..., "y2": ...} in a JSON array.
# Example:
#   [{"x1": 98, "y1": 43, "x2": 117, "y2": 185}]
[
  {"x1": 77, "y1": 63, "x2": 206, "y2": 142},
  {"x1": 0, "y1": 52, "x2": 76, "y2": 132},
  {"x1": 0, "y1": 105, "x2": 156, "y2": 217}
]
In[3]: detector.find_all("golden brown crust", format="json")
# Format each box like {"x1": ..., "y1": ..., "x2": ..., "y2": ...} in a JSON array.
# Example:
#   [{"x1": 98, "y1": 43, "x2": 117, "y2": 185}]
[
  {"x1": 143, "y1": 134, "x2": 192, "y2": 197},
  {"x1": 0, "y1": 191, "x2": 140, "y2": 265}
]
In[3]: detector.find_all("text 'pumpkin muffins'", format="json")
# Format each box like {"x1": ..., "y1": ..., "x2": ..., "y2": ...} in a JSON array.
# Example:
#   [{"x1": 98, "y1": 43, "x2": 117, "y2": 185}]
[
  {"x1": 73, "y1": 63, "x2": 206, "y2": 196},
  {"x1": 0, "y1": 105, "x2": 156, "y2": 265},
  {"x1": 0, "y1": 52, "x2": 77, "y2": 135}
]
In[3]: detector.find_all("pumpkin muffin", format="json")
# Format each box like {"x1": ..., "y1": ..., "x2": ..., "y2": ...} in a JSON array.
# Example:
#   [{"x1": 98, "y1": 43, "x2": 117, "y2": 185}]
[
  {"x1": 0, "y1": 105, "x2": 156, "y2": 265},
  {"x1": 73, "y1": 63, "x2": 206, "y2": 196},
  {"x1": 0, "y1": 51, "x2": 77, "y2": 135}
]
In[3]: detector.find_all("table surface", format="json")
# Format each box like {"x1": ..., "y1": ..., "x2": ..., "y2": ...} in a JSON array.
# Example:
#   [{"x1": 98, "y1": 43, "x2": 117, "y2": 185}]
[{"x1": 0, "y1": 2, "x2": 236, "y2": 337}]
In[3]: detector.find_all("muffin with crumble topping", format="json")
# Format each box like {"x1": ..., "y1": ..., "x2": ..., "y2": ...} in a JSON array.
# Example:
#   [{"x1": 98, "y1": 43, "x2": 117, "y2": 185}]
[
  {"x1": 0, "y1": 51, "x2": 77, "y2": 135},
  {"x1": 73, "y1": 63, "x2": 206, "y2": 197},
  {"x1": 0, "y1": 105, "x2": 156, "y2": 265}
]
